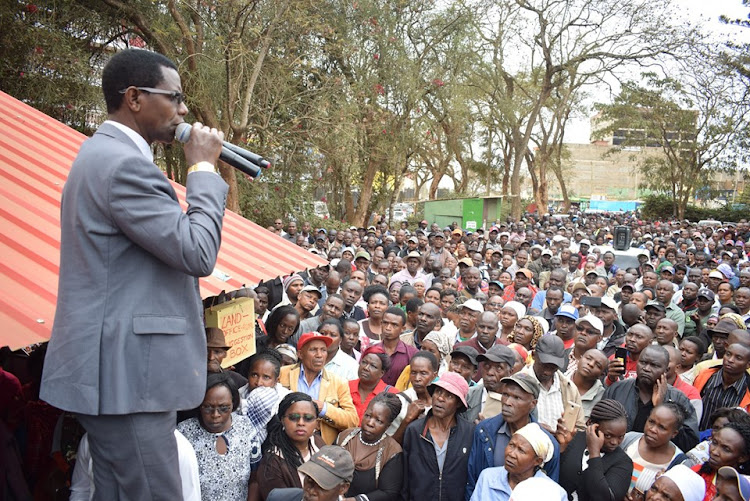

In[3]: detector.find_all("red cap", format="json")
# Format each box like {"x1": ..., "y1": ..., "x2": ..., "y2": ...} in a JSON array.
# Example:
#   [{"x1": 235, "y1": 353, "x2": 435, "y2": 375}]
[{"x1": 298, "y1": 332, "x2": 333, "y2": 350}]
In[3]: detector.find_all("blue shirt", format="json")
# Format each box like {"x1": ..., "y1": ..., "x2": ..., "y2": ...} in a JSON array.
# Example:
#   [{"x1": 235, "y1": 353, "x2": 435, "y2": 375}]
[
  {"x1": 298, "y1": 366, "x2": 323, "y2": 400},
  {"x1": 469, "y1": 466, "x2": 565, "y2": 501},
  {"x1": 531, "y1": 290, "x2": 572, "y2": 311}
]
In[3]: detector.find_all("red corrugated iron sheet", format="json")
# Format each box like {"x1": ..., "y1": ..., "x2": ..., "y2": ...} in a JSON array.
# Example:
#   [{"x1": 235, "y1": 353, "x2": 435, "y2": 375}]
[{"x1": 0, "y1": 91, "x2": 326, "y2": 350}]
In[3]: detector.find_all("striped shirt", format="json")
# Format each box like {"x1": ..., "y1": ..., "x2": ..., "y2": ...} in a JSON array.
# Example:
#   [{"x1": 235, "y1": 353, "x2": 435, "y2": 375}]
[{"x1": 699, "y1": 369, "x2": 749, "y2": 430}]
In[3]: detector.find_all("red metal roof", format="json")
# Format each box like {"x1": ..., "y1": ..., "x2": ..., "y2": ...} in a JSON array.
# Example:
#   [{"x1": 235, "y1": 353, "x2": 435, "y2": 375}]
[{"x1": 0, "y1": 91, "x2": 326, "y2": 350}]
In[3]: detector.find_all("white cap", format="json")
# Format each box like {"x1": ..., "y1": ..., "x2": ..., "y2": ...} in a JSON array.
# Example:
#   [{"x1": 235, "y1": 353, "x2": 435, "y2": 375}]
[
  {"x1": 600, "y1": 296, "x2": 618, "y2": 311},
  {"x1": 575, "y1": 314, "x2": 603, "y2": 336},
  {"x1": 458, "y1": 298, "x2": 484, "y2": 313},
  {"x1": 579, "y1": 239, "x2": 591, "y2": 246}
]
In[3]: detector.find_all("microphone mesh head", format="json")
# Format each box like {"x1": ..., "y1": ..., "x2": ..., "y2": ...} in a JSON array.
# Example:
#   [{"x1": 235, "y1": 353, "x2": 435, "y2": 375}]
[{"x1": 175, "y1": 123, "x2": 191, "y2": 143}]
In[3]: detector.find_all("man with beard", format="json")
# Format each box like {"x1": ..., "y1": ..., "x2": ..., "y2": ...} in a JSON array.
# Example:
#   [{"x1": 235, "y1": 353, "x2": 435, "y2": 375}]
[
  {"x1": 401, "y1": 302, "x2": 442, "y2": 349},
  {"x1": 594, "y1": 296, "x2": 626, "y2": 358},
  {"x1": 602, "y1": 345, "x2": 699, "y2": 452},
  {"x1": 465, "y1": 372, "x2": 560, "y2": 500},
  {"x1": 605, "y1": 323, "x2": 655, "y2": 385},
  {"x1": 460, "y1": 266, "x2": 483, "y2": 299}
]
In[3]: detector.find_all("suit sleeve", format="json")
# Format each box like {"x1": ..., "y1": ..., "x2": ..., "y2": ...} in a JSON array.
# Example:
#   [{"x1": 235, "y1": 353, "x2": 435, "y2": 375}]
[
  {"x1": 320, "y1": 379, "x2": 359, "y2": 433},
  {"x1": 109, "y1": 154, "x2": 228, "y2": 277}
]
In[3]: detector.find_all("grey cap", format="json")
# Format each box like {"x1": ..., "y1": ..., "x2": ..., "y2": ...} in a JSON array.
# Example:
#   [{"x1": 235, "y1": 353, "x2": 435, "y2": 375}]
[
  {"x1": 477, "y1": 345, "x2": 516, "y2": 367},
  {"x1": 500, "y1": 372, "x2": 540, "y2": 399}
]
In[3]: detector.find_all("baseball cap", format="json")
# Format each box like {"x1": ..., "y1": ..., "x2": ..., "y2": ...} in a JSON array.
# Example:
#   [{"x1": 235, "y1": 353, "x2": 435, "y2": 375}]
[
  {"x1": 354, "y1": 250, "x2": 371, "y2": 261},
  {"x1": 575, "y1": 314, "x2": 604, "y2": 336},
  {"x1": 600, "y1": 296, "x2": 618, "y2": 311},
  {"x1": 534, "y1": 335, "x2": 566, "y2": 369},
  {"x1": 541, "y1": 249, "x2": 553, "y2": 257},
  {"x1": 452, "y1": 228, "x2": 463, "y2": 235},
  {"x1": 428, "y1": 372, "x2": 469, "y2": 408},
  {"x1": 708, "y1": 270, "x2": 725, "y2": 280},
  {"x1": 458, "y1": 298, "x2": 484, "y2": 313},
  {"x1": 500, "y1": 372, "x2": 540, "y2": 399},
  {"x1": 458, "y1": 257, "x2": 474, "y2": 267},
  {"x1": 433, "y1": 232, "x2": 445, "y2": 239},
  {"x1": 661, "y1": 266, "x2": 675, "y2": 275},
  {"x1": 407, "y1": 236, "x2": 418, "y2": 243},
  {"x1": 621, "y1": 283, "x2": 635, "y2": 291},
  {"x1": 516, "y1": 268, "x2": 533, "y2": 279},
  {"x1": 571, "y1": 282, "x2": 591, "y2": 294},
  {"x1": 477, "y1": 345, "x2": 516, "y2": 367},
  {"x1": 579, "y1": 239, "x2": 591, "y2": 247},
  {"x1": 298, "y1": 332, "x2": 334, "y2": 350},
  {"x1": 717, "y1": 467, "x2": 750, "y2": 501},
  {"x1": 697, "y1": 289, "x2": 716, "y2": 302},
  {"x1": 450, "y1": 346, "x2": 479, "y2": 367},
  {"x1": 300, "y1": 284, "x2": 323, "y2": 297},
  {"x1": 298, "y1": 446, "x2": 355, "y2": 490},
  {"x1": 555, "y1": 303, "x2": 579, "y2": 321},
  {"x1": 488, "y1": 280, "x2": 505, "y2": 290},
  {"x1": 645, "y1": 300, "x2": 666, "y2": 312}
]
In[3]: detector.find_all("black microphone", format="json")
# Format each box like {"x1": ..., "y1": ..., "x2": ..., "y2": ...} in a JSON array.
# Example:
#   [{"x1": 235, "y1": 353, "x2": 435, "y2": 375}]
[{"x1": 174, "y1": 123, "x2": 269, "y2": 179}]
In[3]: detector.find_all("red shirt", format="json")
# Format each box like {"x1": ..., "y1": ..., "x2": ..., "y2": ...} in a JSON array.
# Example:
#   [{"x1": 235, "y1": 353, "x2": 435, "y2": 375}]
[
  {"x1": 348, "y1": 379, "x2": 400, "y2": 424},
  {"x1": 606, "y1": 348, "x2": 638, "y2": 386},
  {"x1": 672, "y1": 374, "x2": 701, "y2": 401}
]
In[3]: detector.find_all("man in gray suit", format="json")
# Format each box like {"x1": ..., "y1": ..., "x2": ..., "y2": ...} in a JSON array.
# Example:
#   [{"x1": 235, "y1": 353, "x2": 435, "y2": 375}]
[{"x1": 41, "y1": 49, "x2": 227, "y2": 500}]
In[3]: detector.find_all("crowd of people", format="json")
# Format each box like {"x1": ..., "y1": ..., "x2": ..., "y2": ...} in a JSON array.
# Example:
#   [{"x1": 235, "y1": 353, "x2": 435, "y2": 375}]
[{"x1": 6, "y1": 211, "x2": 750, "y2": 501}]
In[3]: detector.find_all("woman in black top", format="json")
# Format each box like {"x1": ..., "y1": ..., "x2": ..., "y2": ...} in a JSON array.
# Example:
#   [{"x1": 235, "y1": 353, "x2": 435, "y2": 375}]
[
  {"x1": 337, "y1": 393, "x2": 403, "y2": 501},
  {"x1": 559, "y1": 399, "x2": 633, "y2": 501}
]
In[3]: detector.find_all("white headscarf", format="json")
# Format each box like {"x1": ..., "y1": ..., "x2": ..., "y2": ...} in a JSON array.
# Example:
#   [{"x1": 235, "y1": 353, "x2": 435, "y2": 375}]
[
  {"x1": 661, "y1": 465, "x2": 706, "y2": 501},
  {"x1": 514, "y1": 422, "x2": 554, "y2": 463}
]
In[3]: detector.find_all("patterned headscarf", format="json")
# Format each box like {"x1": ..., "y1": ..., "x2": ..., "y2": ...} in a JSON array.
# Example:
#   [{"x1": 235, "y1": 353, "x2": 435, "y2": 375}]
[
  {"x1": 424, "y1": 331, "x2": 452, "y2": 361},
  {"x1": 508, "y1": 315, "x2": 545, "y2": 350}
]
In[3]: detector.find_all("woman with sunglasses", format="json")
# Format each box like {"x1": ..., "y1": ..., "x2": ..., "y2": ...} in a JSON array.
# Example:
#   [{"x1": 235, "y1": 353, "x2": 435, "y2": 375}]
[
  {"x1": 250, "y1": 392, "x2": 324, "y2": 501},
  {"x1": 337, "y1": 393, "x2": 404, "y2": 501},
  {"x1": 177, "y1": 372, "x2": 276, "y2": 501}
]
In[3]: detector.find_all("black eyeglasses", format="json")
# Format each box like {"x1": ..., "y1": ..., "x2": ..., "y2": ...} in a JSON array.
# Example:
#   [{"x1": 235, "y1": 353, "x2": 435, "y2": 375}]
[
  {"x1": 284, "y1": 413, "x2": 317, "y2": 422},
  {"x1": 119, "y1": 86, "x2": 185, "y2": 105}
]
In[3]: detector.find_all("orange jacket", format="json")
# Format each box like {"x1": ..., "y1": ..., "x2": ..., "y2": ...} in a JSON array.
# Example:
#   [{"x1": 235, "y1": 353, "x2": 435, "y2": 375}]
[{"x1": 692, "y1": 366, "x2": 750, "y2": 412}]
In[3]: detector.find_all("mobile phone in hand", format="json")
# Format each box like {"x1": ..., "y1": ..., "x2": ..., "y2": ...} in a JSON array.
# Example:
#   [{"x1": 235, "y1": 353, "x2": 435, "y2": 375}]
[{"x1": 615, "y1": 346, "x2": 627, "y2": 365}]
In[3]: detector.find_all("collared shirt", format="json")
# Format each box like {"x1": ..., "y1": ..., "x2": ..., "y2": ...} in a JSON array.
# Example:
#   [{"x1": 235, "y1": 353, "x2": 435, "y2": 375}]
[
  {"x1": 699, "y1": 369, "x2": 749, "y2": 430},
  {"x1": 493, "y1": 421, "x2": 514, "y2": 466},
  {"x1": 325, "y1": 349, "x2": 359, "y2": 381},
  {"x1": 391, "y1": 269, "x2": 428, "y2": 287},
  {"x1": 535, "y1": 372, "x2": 565, "y2": 430},
  {"x1": 382, "y1": 340, "x2": 417, "y2": 386},
  {"x1": 103, "y1": 120, "x2": 153, "y2": 162},
  {"x1": 298, "y1": 365, "x2": 323, "y2": 400}
]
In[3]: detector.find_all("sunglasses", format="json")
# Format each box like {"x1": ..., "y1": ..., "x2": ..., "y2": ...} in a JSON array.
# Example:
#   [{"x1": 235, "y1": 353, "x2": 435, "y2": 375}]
[
  {"x1": 285, "y1": 413, "x2": 317, "y2": 422},
  {"x1": 200, "y1": 405, "x2": 232, "y2": 415},
  {"x1": 119, "y1": 86, "x2": 186, "y2": 105}
]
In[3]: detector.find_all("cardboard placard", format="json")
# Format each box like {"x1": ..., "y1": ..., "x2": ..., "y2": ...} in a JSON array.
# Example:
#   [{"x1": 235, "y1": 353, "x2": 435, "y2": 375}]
[{"x1": 204, "y1": 297, "x2": 256, "y2": 368}]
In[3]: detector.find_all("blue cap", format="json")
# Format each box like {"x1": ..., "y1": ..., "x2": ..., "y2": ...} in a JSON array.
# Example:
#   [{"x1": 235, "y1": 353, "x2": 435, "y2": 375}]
[{"x1": 555, "y1": 303, "x2": 579, "y2": 320}]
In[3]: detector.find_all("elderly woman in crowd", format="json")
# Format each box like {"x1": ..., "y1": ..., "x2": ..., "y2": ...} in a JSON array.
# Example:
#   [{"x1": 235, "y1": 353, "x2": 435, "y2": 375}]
[
  {"x1": 348, "y1": 345, "x2": 400, "y2": 423},
  {"x1": 644, "y1": 464, "x2": 705, "y2": 501},
  {"x1": 559, "y1": 399, "x2": 633, "y2": 501},
  {"x1": 507, "y1": 315, "x2": 544, "y2": 355},
  {"x1": 250, "y1": 392, "x2": 325, "y2": 501},
  {"x1": 177, "y1": 372, "x2": 277, "y2": 501},
  {"x1": 470, "y1": 422, "x2": 567, "y2": 501},
  {"x1": 337, "y1": 393, "x2": 404, "y2": 501},
  {"x1": 621, "y1": 403, "x2": 687, "y2": 500},
  {"x1": 420, "y1": 331, "x2": 451, "y2": 376}
]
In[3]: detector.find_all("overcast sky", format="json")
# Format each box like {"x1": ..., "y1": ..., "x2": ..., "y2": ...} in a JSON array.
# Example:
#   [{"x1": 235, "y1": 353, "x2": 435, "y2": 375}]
[{"x1": 564, "y1": 0, "x2": 749, "y2": 143}]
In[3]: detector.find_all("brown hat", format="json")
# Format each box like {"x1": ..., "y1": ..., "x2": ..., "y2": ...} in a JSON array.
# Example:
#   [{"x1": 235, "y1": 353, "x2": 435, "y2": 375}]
[
  {"x1": 206, "y1": 327, "x2": 231, "y2": 350},
  {"x1": 298, "y1": 445, "x2": 355, "y2": 489}
]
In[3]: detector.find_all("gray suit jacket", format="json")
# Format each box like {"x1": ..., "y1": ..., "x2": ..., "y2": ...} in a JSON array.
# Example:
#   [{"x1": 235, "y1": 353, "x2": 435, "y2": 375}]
[{"x1": 41, "y1": 122, "x2": 228, "y2": 415}]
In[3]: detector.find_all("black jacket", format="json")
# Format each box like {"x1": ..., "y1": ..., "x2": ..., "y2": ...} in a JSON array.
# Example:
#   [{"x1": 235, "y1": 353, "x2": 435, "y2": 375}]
[
  {"x1": 401, "y1": 412, "x2": 474, "y2": 501},
  {"x1": 559, "y1": 432, "x2": 633, "y2": 501}
]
